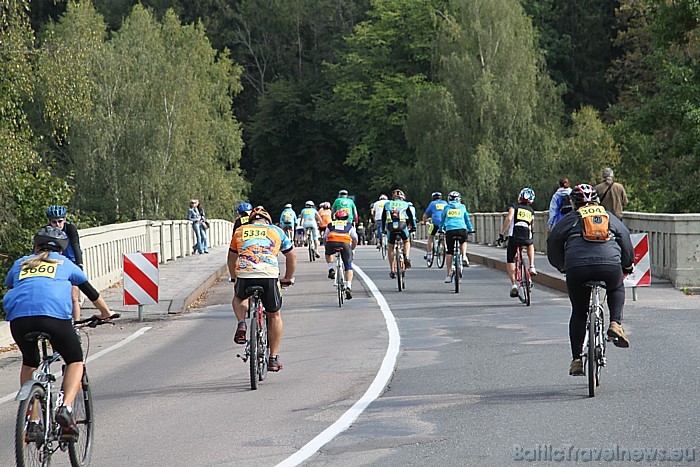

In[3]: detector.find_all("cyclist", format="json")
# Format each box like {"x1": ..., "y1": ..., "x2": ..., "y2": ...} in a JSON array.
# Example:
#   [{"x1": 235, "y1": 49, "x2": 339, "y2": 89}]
[
  {"x1": 547, "y1": 184, "x2": 634, "y2": 376},
  {"x1": 331, "y1": 189, "x2": 358, "y2": 224},
  {"x1": 318, "y1": 201, "x2": 333, "y2": 240},
  {"x1": 382, "y1": 189, "x2": 417, "y2": 278},
  {"x1": 300, "y1": 200, "x2": 322, "y2": 258},
  {"x1": 439, "y1": 191, "x2": 474, "y2": 283},
  {"x1": 228, "y1": 207, "x2": 296, "y2": 372},
  {"x1": 46, "y1": 205, "x2": 84, "y2": 319},
  {"x1": 498, "y1": 188, "x2": 538, "y2": 297},
  {"x1": 323, "y1": 209, "x2": 358, "y2": 300},
  {"x1": 3, "y1": 226, "x2": 115, "y2": 437},
  {"x1": 371, "y1": 194, "x2": 389, "y2": 249},
  {"x1": 279, "y1": 203, "x2": 297, "y2": 240},
  {"x1": 232, "y1": 202, "x2": 252, "y2": 236},
  {"x1": 422, "y1": 192, "x2": 448, "y2": 262}
]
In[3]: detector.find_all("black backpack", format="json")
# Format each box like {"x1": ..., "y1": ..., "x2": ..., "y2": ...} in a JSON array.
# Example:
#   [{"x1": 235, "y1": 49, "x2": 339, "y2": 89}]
[{"x1": 558, "y1": 193, "x2": 573, "y2": 216}]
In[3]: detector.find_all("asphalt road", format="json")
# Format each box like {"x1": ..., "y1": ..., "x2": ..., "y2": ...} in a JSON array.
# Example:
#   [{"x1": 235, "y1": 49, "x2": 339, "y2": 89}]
[{"x1": 0, "y1": 245, "x2": 698, "y2": 466}]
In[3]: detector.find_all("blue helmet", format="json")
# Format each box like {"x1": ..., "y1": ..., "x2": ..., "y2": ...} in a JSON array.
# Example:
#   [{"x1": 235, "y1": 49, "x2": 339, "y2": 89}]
[
  {"x1": 237, "y1": 202, "x2": 253, "y2": 214},
  {"x1": 519, "y1": 188, "x2": 535, "y2": 204},
  {"x1": 46, "y1": 205, "x2": 67, "y2": 219}
]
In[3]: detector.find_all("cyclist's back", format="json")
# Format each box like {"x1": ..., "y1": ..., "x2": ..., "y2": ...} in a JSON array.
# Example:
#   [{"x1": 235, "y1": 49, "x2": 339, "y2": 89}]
[
  {"x1": 332, "y1": 189, "x2": 358, "y2": 223},
  {"x1": 280, "y1": 204, "x2": 297, "y2": 230}
]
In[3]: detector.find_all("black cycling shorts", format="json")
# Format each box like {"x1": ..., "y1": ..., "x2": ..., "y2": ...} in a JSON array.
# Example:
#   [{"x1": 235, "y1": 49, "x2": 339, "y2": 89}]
[
  {"x1": 445, "y1": 229, "x2": 468, "y2": 251},
  {"x1": 387, "y1": 222, "x2": 409, "y2": 245},
  {"x1": 234, "y1": 278, "x2": 283, "y2": 313},
  {"x1": 429, "y1": 224, "x2": 442, "y2": 236},
  {"x1": 325, "y1": 241, "x2": 353, "y2": 270},
  {"x1": 506, "y1": 237, "x2": 533, "y2": 263},
  {"x1": 10, "y1": 316, "x2": 83, "y2": 367}
]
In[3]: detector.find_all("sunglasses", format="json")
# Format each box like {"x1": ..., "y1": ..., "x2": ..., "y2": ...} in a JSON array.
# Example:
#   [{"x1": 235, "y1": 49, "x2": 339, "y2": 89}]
[{"x1": 50, "y1": 219, "x2": 66, "y2": 225}]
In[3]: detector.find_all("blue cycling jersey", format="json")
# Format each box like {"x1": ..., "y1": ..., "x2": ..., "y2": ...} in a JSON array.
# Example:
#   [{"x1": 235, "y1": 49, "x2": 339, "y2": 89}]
[
  {"x1": 300, "y1": 207, "x2": 318, "y2": 221},
  {"x1": 280, "y1": 208, "x2": 297, "y2": 226},
  {"x1": 439, "y1": 201, "x2": 474, "y2": 232},
  {"x1": 3, "y1": 252, "x2": 88, "y2": 321},
  {"x1": 424, "y1": 200, "x2": 449, "y2": 226}
]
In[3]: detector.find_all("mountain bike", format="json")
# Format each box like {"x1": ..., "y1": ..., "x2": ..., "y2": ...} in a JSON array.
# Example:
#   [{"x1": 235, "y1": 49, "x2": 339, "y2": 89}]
[
  {"x1": 237, "y1": 286, "x2": 269, "y2": 390},
  {"x1": 306, "y1": 228, "x2": 316, "y2": 262},
  {"x1": 15, "y1": 314, "x2": 119, "y2": 467},
  {"x1": 582, "y1": 281, "x2": 608, "y2": 397},
  {"x1": 426, "y1": 230, "x2": 446, "y2": 269},
  {"x1": 514, "y1": 244, "x2": 532, "y2": 306},
  {"x1": 394, "y1": 241, "x2": 406, "y2": 292},
  {"x1": 333, "y1": 249, "x2": 346, "y2": 307}
]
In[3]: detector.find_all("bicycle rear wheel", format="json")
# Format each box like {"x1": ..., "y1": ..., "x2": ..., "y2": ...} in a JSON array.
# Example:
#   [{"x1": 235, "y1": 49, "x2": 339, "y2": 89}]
[
  {"x1": 15, "y1": 384, "x2": 47, "y2": 467},
  {"x1": 453, "y1": 242, "x2": 460, "y2": 294},
  {"x1": 436, "y1": 239, "x2": 445, "y2": 269},
  {"x1": 69, "y1": 371, "x2": 94, "y2": 467},
  {"x1": 336, "y1": 258, "x2": 344, "y2": 307},
  {"x1": 258, "y1": 315, "x2": 269, "y2": 382},
  {"x1": 396, "y1": 245, "x2": 404, "y2": 292},
  {"x1": 587, "y1": 312, "x2": 596, "y2": 397},
  {"x1": 250, "y1": 312, "x2": 260, "y2": 390},
  {"x1": 426, "y1": 243, "x2": 434, "y2": 268},
  {"x1": 380, "y1": 236, "x2": 387, "y2": 259}
]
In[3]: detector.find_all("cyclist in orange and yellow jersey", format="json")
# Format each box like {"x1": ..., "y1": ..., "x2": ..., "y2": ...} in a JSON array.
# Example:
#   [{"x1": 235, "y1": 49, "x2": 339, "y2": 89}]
[
  {"x1": 318, "y1": 202, "x2": 333, "y2": 236},
  {"x1": 323, "y1": 209, "x2": 358, "y2": 300},
  {"x1": 228, "y1": 206, "x2": 296, "y2": 372}
]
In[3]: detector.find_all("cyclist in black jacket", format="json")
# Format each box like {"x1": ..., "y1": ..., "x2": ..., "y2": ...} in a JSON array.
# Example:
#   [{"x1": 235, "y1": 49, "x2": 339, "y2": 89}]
[
  {"x1": 547, "y1": 184, "x2": 634, "y2": 376},
  {"x1": 46, "y1": 205, "x2": 84, "y2": 319}
]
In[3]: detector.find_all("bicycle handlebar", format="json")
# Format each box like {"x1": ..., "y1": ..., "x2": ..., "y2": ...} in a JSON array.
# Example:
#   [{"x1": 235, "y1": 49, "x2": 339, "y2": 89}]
[{"x1": 75, "y1": 313, "x2": 120, "y2": 328}]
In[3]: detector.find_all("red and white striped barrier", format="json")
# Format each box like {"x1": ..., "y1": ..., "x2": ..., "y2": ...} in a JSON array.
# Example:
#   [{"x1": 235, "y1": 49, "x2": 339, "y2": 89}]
[
  {"x1": 123, "y1": 252, "x2": 159, "y2": 306},
  {"x1": 624, "y1": 233, "x2": 651, "y2": 288}
]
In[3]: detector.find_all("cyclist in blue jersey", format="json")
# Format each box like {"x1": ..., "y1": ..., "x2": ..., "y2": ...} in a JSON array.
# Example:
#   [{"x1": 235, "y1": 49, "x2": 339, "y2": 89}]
[
  {"x1": 3, "y1": 227, "x2": 115, "y2": 437},
  {"x1": 439, "y1": 191, "x2": 474, "y2": 283},
  {"x1": 46, "y1": 205, "x2": 84, "y2": 319},
  {"x1": 232, "y1": 202, "x2": 252, "y2": 236},
  {"x1": 299, "y1": 200, "x2": 323, "y2": 258},
  {"x1": 422, "y1": 192, "x2": 448, "y2": 262},
  {"x1": 498, "y1": 188, "x2": 538, "y2": 297},
  {"x1": 279, "y1": 204, "x2": 297, "y2": 240},
  {"x1": 382, "y1": 189, "x2": 417, "y2": 278}
]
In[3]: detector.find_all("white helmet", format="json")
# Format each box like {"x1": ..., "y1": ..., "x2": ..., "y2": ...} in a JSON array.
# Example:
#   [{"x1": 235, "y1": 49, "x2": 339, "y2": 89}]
[
  {"x1": 305, "y1": 200, "x2": 315, "y2": 208},
  {"x1": 284, "y1": 203, "x2": 292, "y2": 208}
]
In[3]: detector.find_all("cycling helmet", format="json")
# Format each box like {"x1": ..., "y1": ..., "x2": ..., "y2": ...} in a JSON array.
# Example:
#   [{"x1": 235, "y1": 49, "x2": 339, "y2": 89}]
[
  {"x1": 379, "y1": 194, "x2": 388, "y2": 200},
  {"x1": 448, "y1": 191, "x2": 461, "y2": 202},
  {"x1": 46, "y1": 205, "x2": 67, "y2": 219},
  {"x1": 249, "y1": 207, "x2": 272, "y2": 224},
  {"x1": 432, "y1": 191, "x2": 442, "y2": 200},
  {"x1": 320, "y1": 201, "x2": 330, "y2": 209},
  {"x1": 570, "y1": 184, "x2": 599, "y2": 207},
  {"x1": 335, "y1": 209, "x2": 349, "y2": 220},
  {"x1": 338, "y1": 189, "x2": 348, "y2": 197},
  {"x1": 33, "y1": 226, "x2": 69, "y2": 252},
  {"x1": 305, "y1": 200, "x2": 315, "y2": 208},
  {"x1": 518, "y1": 187, "x2": 536, "y2": 204},
  {"x1": 392, "y1": 189, "x2": 405, "y2": 200},
  {"x1": 284, "y1": 203, "x2": 292, "y2": 209},
  {"x1": 237, "y1": 202, "x2": 253, "y2": 214}
]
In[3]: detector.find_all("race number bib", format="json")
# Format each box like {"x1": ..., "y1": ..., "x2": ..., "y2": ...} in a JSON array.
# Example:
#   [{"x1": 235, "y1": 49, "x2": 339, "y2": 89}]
[
  {"x1": 19, "y1": 261, "x2": 59, "y2": 280},
  {"x1": 242, "y1": 227, "x2": 267, "y2": 240},
  {"x1": 447, "y1": 209, "x2": 461, "y2": 217},
  {"x1": 516, "y1": 209, "x2": 533, "y2": 223},
  {"x1": 332, "y1": 220, "x2": 347, "y2": 228},
  {"x1": 579, "y1": 205, "x2": 607, "y2": 218},
  {"x1": 436, "y1": 204, "x2": 445, "y2": 211}
]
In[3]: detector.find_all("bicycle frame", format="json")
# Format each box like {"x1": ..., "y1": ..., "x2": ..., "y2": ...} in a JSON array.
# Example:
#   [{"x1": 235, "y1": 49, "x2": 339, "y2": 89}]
[
  {"x1": 306, "y1": 228, "x2": 315, "y2": 262},
  {"x1": 582, "y1": 282, "x2": 607, "y2": 397},
  {"x1": 394, "y1": 241, "x2": 406, "y2": 291},
  {"x1": 451, "y1": 238, "x2": 462, "y2": 293},
  {"x1": 514, "y1": 246, "x2": 532, "y2": 306},
  {"x1": 334, "y1": 251, "x2": 345, "y2": 307},
  {"x1": 244, "y1": 288, "x2": 268, "y2": 389}
]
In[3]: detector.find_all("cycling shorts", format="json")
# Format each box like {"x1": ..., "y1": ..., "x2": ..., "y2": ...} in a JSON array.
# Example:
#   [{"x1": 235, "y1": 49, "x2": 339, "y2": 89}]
[
  {"x1": 234, "y1": 278, "x2": 282, "y2": 313},
  {"x1": 303, "y1": 224, "x2": 319, "y2": 241},
  {"x1": 325, "y1": 241, "x2": 353, "y2": 270},
  {"x1": 506, "y1": 237, "x2": 533, "y2": 263},
  {"x1": 10, "y1": 316, "x2": 83, "y2": 367},
  {"x1": 445, "y1": 229, "x2": 467, "y2": 251},
  {"x1": 387, "y1": 222, "x2": 408, "y2": 244},
  {"x1": 429, "y1": 224, "x2": 443, "y2": 236}
]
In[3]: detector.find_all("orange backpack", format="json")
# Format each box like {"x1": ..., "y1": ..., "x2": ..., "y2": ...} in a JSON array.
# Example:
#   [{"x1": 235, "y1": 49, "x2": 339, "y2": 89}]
[{"x1": 578, "y1": 205, "x2": 612, "y2": 242}]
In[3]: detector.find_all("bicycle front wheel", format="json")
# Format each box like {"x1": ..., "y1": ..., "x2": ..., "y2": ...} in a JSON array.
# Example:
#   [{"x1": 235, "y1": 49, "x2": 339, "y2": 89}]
[
  {"x1": 258, "y1": 315, "x2": 269, "y2": 382},
  {"x1": 69, "y1": 371, "x2": 94, "y2": 467},
  {"x1": 15, "y1": 384, "x2": 47, "y2": 467},
  {"x1": 587, "y1": 313, "x2": 596, "y2": 397},
  {"x1": 250, "y1": 313, "x2": 260, "y2": 390},
  {"x1": 453, "y1": 244, "x2": 460, "y2": 294}
]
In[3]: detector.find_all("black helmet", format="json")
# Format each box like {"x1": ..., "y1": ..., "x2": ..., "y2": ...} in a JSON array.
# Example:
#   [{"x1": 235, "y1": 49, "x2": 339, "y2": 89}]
[
  {"x1": 33, "y1": 226, "x2": 69, "y2": 252},
  {"x1": 571, "y1": 184, "x2": 599, "y2": 208}
]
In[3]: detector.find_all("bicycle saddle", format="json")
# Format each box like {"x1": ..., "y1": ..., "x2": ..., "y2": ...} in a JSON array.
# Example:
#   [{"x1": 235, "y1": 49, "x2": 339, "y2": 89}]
[
  {"x1": 583, "y1": 280, "x2": 607, "y2": 288},
  {"x1": 245, "y1": 285, "x2": 265, "y2": 296},
  {"x1": 24, "y1": 332, "x2": 52, "y2": 342}
]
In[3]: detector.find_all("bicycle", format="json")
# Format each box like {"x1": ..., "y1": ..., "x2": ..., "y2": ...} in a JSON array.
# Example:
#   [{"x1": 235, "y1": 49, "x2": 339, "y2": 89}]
[
  {"x1": 450, "y1": 237, "x2": 464, "y2": 294},
  {"x1": 582, "y1": 281, "x2": 609, "y2": 397},
  {"x1": 15, "y1": 314, "x2": 119, "y2": 467},
  {"x1": 426, "y1": 230, "x2": 446, "y2": 269},
  {"x1": 394, "y1": 241, "x2": 406, "y2": 292},
  {"x1": 306, "y1": 228, "x2": 316, "y2": 262},
  {"x1": 497, "y1": 236, "x2": 532, "y2": 306},
  {"x1": 332, "y1": 248, "x2": 346, "y2": 307},
  {"x1": 379, "y1": 231, "x2": 388, "y2": 260}
]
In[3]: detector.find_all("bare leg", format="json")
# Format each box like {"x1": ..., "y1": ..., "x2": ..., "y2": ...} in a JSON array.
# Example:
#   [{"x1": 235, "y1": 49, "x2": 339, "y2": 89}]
[
  {"x1": 506, "y1": 263, "x2": 516, "y2": 285},
  {"x1": 60, "y1": 362, "x2": 84, "y2": 408},
  {"x1": 266, "y1": 312, "x2": 283, "y2": 356}
]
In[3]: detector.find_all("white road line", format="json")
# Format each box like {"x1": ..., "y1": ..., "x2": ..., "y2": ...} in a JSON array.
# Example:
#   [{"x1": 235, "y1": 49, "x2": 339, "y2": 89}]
[
  {"x1": 276, "y1": 264, "x2": 400, "y2": 467},
  {"x1": 0, "y1": 326, "x2": 152, "y2": 406}
]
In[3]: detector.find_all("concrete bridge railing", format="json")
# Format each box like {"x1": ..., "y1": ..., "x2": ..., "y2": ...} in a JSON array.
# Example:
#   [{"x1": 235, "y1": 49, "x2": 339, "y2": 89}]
[
  {"x1": 461, "y1": 211, "x2": 700, "y2": 288},
  {"x1": 80, "y1": 219, "x2": 233, "y2": 292}
]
